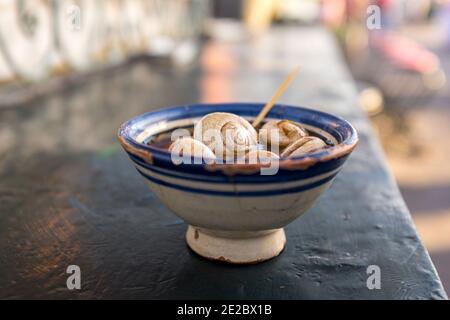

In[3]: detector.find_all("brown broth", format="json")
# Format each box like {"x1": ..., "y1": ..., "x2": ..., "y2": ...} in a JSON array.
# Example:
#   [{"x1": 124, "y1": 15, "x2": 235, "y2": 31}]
[{"x1": 146, "y1": 126, "x2": 193, "y2": 150}]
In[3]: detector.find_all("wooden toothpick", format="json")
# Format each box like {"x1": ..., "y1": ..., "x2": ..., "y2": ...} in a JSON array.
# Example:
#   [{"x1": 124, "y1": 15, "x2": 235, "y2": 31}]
[{"x1": 252, "y1": 66, "x2": 301, "y2": 128}]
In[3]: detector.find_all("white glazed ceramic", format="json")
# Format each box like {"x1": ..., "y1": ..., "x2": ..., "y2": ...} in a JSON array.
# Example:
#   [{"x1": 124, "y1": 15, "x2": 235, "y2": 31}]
[{"x1": 118, "y1": 103, "x2": 358, "y2": 264}]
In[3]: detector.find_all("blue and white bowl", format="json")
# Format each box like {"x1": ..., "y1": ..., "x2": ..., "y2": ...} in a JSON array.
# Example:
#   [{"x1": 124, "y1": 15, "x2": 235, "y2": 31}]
[{"x1": 118, "y1": 103, "x2": 358, "y2": 263}]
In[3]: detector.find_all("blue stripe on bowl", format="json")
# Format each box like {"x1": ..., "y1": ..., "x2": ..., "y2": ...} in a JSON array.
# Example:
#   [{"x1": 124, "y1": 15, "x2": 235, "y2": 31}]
[
  {"x1": 136, "y1": 167, "x2": 338, "y2": 196},
  {"x1": 126, "y1": 151, "x2": 347, "y2": 183}
]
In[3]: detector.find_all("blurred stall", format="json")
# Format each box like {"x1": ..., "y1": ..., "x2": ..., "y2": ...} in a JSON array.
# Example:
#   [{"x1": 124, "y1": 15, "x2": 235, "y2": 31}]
[{"x1": 0, "y1": 0, "x2": 210, "y2": 84}]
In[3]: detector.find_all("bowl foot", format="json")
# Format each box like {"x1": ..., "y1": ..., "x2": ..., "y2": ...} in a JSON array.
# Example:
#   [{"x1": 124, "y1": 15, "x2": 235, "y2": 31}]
[{"x1": 186, "y1": 226, "x2": 286, "y2": 264}]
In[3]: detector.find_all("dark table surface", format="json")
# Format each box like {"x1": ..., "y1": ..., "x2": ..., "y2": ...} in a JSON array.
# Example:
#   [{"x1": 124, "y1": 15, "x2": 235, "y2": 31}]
[{"x1": 0, "y1": 26, "x2": 447, "y2": 299}]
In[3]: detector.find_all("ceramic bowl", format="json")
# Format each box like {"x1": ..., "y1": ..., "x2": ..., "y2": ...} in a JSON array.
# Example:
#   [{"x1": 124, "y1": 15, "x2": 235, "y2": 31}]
[{"x1": 118, "y1": 103, "x2": 358, "y2": 264}]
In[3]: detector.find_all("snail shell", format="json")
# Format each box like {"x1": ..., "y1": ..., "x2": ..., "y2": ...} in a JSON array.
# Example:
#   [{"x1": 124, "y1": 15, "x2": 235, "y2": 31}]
[
  {"x1": 259, "y1": 120, "x2": 308, "y2": 151},
  {"x1": 169, "y1": 137, "x2": 216, "y2": 164},
  {"x1": 280, "y1": 136, "x2": 327, "y2": 158},
  {"x1": 193, "y1": 112, "x2": 258, "y2": 160}
]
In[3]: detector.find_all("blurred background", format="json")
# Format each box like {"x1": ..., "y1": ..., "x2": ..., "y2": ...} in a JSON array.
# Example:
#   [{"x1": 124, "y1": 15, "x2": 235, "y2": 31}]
[{"x1": 0, "y1": 0, "x2": 449, "y2": 292}]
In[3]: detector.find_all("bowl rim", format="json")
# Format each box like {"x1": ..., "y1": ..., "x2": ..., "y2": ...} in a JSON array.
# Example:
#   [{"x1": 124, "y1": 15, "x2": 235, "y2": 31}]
[{"x1": 117, "y1": 103, "x2": 359, "y2": 174}]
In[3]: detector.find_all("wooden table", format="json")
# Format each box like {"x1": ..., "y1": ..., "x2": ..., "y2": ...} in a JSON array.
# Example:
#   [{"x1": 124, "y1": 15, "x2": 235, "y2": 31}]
[{"x1": 0, "y1": 26, "x2": 447, "y2": 299}]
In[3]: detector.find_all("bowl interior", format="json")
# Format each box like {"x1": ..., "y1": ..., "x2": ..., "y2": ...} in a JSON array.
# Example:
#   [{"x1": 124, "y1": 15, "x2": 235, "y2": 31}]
[{"x1": 119, "y1": 103, "x2": 357, "y2": 161}]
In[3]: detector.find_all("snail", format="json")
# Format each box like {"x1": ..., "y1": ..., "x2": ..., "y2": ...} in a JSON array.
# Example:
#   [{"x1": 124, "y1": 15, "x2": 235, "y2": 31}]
[
  {"x1": 193, "y1": 112, "x2": 258, "y2": 161},
  {"x1": 169, "y1": 137, "x2": 216, "y2": 164},
  {"x1": 280, "y1": 136, "x2": 327, "y2": 158},
  {"x1": 163, "y1": 112, "x2": 328, "y2": 164},
  {"x1": 259, "y1": 120, "x2": 308, "y2": 152}
]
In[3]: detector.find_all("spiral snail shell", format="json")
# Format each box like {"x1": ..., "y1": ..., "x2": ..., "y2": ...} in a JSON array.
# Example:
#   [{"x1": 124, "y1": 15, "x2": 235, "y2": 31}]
[
  {"x1": 259, "y1": 120, "x2": 308, "y2": 151},
  {"x1": 169, "y1": 137, "x2": 216, "y2": 164},
  {"x1": 193, "y1": 112, "x2": 258, "y2": 160},
  {"x1": 280, "y1": 136, "x2": 327, "y2": 158}
]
